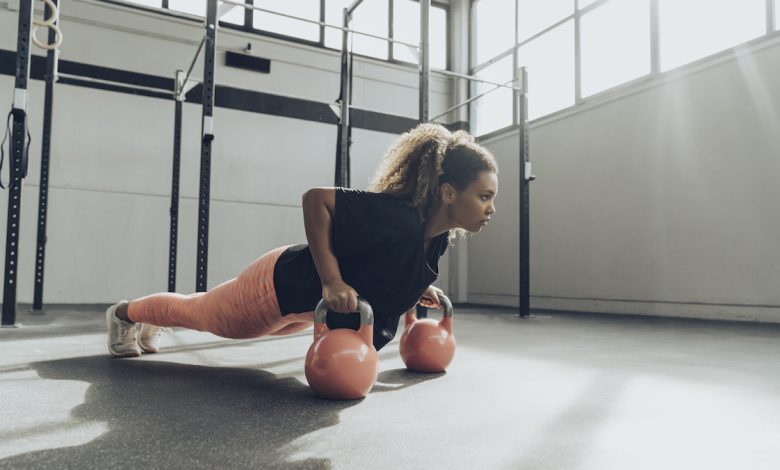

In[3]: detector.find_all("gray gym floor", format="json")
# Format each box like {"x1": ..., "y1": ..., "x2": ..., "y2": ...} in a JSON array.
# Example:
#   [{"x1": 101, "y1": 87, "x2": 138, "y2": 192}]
[{"x1": 1, "y1": 305, "x2": 779, "y2": 469}]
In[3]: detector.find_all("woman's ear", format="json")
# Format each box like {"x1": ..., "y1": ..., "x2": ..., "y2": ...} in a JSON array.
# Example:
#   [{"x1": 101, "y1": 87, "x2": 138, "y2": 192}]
[{"x1": 440, "y1": 183, "x2": 455, "y2": 204}]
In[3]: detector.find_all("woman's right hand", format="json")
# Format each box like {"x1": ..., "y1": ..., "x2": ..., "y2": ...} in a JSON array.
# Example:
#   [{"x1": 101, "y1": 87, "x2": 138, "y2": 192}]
[{"x1": 322, "y1": 280, "x2": 360, "y2": 313}]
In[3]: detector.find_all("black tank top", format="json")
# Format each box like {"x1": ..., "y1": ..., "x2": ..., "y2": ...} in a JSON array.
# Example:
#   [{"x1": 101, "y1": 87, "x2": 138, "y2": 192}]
[{"x1": 272, "y1": 187, "x2": 449, "y2": 351}]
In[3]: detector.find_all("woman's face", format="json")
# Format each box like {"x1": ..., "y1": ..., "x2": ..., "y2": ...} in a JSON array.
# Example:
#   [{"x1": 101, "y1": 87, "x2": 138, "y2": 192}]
[{"x1": 446, "y1": 171, "x2": 498, "y2": 233}]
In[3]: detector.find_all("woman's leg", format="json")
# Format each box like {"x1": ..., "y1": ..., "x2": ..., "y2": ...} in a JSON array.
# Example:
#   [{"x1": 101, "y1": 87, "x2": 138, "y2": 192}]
[
  {"x1": 126, "y1": 245, "x2": 294, "y2": 339},
  {"x1": 267, "y1": 311, "x2": 315, "y2": 336}
]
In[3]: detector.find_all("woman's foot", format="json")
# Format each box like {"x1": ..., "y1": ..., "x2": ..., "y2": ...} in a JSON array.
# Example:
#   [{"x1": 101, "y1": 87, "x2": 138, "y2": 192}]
[
  {"x1": 106, "y1": 301, "x2": 141, "y2": 358},
  {"x1": 137, "y1": 324, "x2": 168, "y2": 353}
]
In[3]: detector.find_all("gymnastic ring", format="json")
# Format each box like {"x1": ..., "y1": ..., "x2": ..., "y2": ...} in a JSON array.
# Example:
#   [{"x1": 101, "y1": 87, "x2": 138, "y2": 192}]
[
  {"x1": 32, "y1": 23, "x2": 62, "y2": 50},
  {"x1": 33, "y1": 0, "x2": 59, "y2": 27},
  {"x1": 32, "y1": 0, "x2": 63, "y2": 51}
]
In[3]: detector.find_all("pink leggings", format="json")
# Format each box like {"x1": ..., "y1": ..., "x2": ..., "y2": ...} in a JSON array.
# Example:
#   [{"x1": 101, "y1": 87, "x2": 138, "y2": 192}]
[{"x1": 127, "y1": 245, "x2": 315, "y2": 339}]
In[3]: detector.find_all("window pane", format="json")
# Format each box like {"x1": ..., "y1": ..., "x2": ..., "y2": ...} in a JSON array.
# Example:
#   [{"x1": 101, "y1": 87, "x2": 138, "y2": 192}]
[
  {"x1": 581, "y1": 0, "x2": 650, "y2": 97},
  {"x1": 325, "y1": 0, "x2": 351, "y2": 49},
  {"x1": 578, "y1": 0, "x2": 600, "y2": 9},
  {"x1": 776, "y1": 0, "x2": 780, "y2": 30},
  {"x1": 393, "y1": 1, "x2": 447, "y2": 70},
  {"x1": 350, "y1": 0, "x2": 389, "y2": 59},
  {"x1": 473, "y1": 56, "x2": 513, "y2": 136},
  {"x1": 168, "y1": 0, "x2": 204, "y2": 17},
  {"x1": 517, "y1": 20, "x2": 575, "y2": 119},
  {"x1": 473, "y1": 0, "x2": 514, "y2": 65},
  {"x1": 659, "y1": 0, "x2": 766, "y2": 71},
  {"x1": 518, "y1": 0, "x2": 574, "y2": 42},
  {"x1": 254, "y1": 0, "x2": 319, "y2": 42},
  {"x1": 221, "y1": 1, "x2": 245, "y2": 25}
]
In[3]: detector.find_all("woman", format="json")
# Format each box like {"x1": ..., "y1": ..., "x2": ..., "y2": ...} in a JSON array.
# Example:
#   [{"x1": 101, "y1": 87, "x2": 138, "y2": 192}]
[{"x1": 107, "y1": 123, "x2": 498, "y2": 357}]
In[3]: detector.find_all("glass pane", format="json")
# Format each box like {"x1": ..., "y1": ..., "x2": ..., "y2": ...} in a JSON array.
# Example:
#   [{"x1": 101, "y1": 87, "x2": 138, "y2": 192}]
[
  {"x1": 393, "y1": 1, "x2": 448, "y2": 70},
  {"x1": 518, "y1": 0, "x2": 574, "y2": 42},
  {"x1": 350, "y1": 0, "x2": 389, "y2": 59},
  {"x1": 776, "y1": 0, "x2": 780, "y2": 30},
  {"x1": 168, "y1": 0, "x2": 204, "y2": 17},
  {"x1": 473, "y1": 55, "x2": 513, "y2": 136},
  {"x1": 578, "y1": 0, "x2": 600, "y2": 9},
  {"x1": 221, "y1": 1, "x2": 245, "y2": 25},
  {"x1": 473, "y1": 0, "x2": 514, "y2": 65},
  {"x1": 659, "y1": 0, "x2": 766, "y2": 71},
  {"x1": 581, "y1": 0, "x2": 650, "y2": 97},
  {"x1": 254, "y1": 0, "x2": 320, "y2": 42},
  {"x1": 517, "y1": 19, "x2": 575, "y2": 119},
  {"x1": 128, "y1": 0, "x2": 161, "y2": 8},
  {"x1": 325, "y1": 0, "x2": 352, "y2": 50}
]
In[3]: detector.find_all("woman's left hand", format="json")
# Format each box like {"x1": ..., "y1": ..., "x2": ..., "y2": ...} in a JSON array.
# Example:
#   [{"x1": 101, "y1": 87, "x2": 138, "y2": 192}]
[{"x1": 419, "y1": 285, "x2": 445, "y2": 309}]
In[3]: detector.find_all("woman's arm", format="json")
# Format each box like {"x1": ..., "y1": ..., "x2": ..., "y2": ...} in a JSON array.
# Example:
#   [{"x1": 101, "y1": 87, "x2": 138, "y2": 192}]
[{"x1": 301, "y1": 188, "x2": 359, "y2": 313}]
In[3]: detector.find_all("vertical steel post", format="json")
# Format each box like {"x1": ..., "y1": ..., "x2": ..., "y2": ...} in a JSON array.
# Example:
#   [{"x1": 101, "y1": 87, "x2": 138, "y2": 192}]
[
  {"x1": 169, "y1": 70, "x2": 184, "y2": 293},
  {"x1": 416, "y1": 0, "x2": 432, "y2": 319},
  {"x1": 335, "y1": 7, "x2": 351, "y2": 188},
  {"x1": 419, "y1": 0, "x2": 430, "y2": 123},
  {"x1": 31, "y1": 0, "x2": 59, "y2": 314},
  {"x1": 516, "y1": 67, "x2": 531, "y2": 318},
  {"x1": 2, "y1": 0, "x2": 34, "y2": 327},
  {"x1": 196, "y1": 0, "x2": 217, "y2": 292}
]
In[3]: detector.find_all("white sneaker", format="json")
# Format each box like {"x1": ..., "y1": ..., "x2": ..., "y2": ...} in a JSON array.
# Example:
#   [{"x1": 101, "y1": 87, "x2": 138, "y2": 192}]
[
  {"x1": 106, "y1": 301, "x2": 140, "y2": 358},
  {"x1": 138, "y1": 324, "x2": 169, "y2": 353}
]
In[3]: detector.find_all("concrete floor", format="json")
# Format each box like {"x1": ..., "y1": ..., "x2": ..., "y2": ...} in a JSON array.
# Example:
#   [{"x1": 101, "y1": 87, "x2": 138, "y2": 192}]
[{"x1": 1, "y1": 305, "x2": 779, "y2": 469}]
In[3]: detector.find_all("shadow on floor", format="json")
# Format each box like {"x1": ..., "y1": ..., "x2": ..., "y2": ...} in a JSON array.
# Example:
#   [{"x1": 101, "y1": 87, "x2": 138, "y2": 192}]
[{"x1": 0, "y1": 356, "x2": 362, "y2": 469}]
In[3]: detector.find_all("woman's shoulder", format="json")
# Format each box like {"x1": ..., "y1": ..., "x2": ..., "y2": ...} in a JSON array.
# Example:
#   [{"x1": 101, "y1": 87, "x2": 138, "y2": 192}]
[{"x1": 336, "y1": 187, "x2": 420, "y2": 226}]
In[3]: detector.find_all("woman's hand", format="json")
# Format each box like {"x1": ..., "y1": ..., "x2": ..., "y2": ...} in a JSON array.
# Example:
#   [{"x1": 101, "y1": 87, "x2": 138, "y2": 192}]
[
  {"x1": 322, "y1": 280, "x2": 360, "y2": 313},
  {"x1": 419, "y1": 285, "x2": 445, "y2": 309}
]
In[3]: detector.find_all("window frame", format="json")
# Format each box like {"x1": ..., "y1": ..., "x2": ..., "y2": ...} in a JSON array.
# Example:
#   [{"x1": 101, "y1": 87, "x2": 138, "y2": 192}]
[
  {"x1": 99, "y1": 0, "x2": 450, "y2": 70},
  {"x1": 470, "y1": 0, "x2": 780, "y2": 138}
]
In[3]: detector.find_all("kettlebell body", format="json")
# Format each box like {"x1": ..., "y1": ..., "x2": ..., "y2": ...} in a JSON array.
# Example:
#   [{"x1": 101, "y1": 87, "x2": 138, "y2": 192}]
[
  {"x1": 399, "y1": 295, "x2": 455, "y2": 373},
  {"x1": 305, "y1": 298, "x2": 379, "y2": 400}
]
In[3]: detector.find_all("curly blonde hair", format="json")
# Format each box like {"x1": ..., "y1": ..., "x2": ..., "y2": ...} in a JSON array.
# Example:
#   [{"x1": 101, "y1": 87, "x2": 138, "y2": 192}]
[{"x1": 367, "y1": 123, "x2": 498, "y2": 244}]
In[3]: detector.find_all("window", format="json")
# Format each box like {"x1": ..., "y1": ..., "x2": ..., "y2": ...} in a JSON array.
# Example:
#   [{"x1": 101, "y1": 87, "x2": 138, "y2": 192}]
[
  {"x1": 658, "y1": 0, "x2": 766, "y2": 71},
  {"x1": 325, "y1": 0, "x2": 352, "y2": 50},
  {"x1": 517, "y1": 19, "x2": 575, "y2": 119},
  {"x1": 578, "y1": 0, "x2": 600, "y2": 9},
  {"x1": 775, "y1": 0, "x2": 780, "y2": 30},
  {"x1": 473, "y1": 0, "x2": 515, "y2": 65},
  {"x1": 221, "y1": 2, "x2": 245, "y2": 25},
  {"x1": 472, "y1": 56, "x2": 514, "y2": 136},
  {"x1": 580, "y1": 0, "x2": 650, "y2": 97},
  {"x1": 253, "y1": 0, "x2": 320, "y2": 42},
  {"x1": 393, "y1": 0, "x2": 448, "y2": 70},
  {"x1": 517, "y1": 0, "x2": 574, "y2": 42},
  {"x1": 351, "y1": 0, "x2": 390, "y2": 59},
  {"x1": 168, "y1": 0, "x2": 204, "y2": 17}
]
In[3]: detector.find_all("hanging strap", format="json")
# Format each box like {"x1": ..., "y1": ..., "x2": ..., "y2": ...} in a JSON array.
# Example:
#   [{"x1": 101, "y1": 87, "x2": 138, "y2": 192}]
[{"x1": 0, "y1": 109, "x2": 32, "y2": 189}]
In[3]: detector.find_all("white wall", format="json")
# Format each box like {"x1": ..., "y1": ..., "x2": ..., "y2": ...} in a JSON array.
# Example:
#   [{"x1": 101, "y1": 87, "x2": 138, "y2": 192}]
[
  {"x1": 0, "y1": 0, "x2": 453, "y2": 303},
  {"x1": 475, "y1": 37, "x2": 780, "y2": 322}
]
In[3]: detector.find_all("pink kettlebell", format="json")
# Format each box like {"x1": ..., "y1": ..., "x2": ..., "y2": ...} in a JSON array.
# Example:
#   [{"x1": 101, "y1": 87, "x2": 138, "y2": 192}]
[
  {"x1": 399, "y1": 294, "x2": 455, "y2": 373},
  {"x1": 305, "y1": 297, "x2": 379, "y2": 400}
]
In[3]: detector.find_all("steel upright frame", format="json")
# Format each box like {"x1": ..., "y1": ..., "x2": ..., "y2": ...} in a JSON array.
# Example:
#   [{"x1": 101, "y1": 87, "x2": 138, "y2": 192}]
[
  {"x1": 31, "y1": 0, "x2": 59, "y2": 314},
  {"x1": 2, "y1": 0, "x2": 34, "y2": 327},
  {"x1": 195, "y1": 0, "x2": 218, "y2": 292},
  {"x1": 515, "y1": 67, "x2": 532, "y2": 318}
]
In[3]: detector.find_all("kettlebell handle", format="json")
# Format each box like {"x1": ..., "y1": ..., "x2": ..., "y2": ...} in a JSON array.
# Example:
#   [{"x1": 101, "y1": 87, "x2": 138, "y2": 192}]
[
  {"x1": 407, "y1": 294, "x2": 453, "y2": 326},
  {"x1": 313, "y1": 297, "x2": 374, "y2": 345}
]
